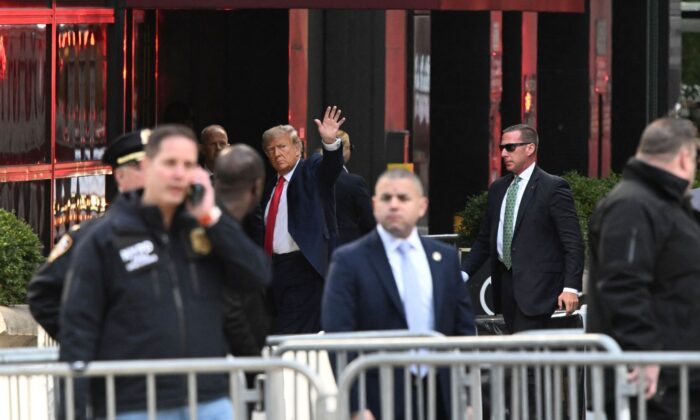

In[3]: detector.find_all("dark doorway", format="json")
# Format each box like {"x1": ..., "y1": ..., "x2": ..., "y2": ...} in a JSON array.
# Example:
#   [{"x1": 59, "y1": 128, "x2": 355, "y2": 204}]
[{"x1": 157, "y1": 9, "x2": 289, "y2": 154}]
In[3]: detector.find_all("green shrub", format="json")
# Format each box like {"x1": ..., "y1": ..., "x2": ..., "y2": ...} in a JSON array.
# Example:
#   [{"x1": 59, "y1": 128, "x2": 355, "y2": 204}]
[
  {"x1": 561, "y1": 171, "x2": 620, "y2": 249},
  {"x1": 0, "y1": 209, "x2": 45, "y2": 305},
  {"x1": 456, "y1": 171, "x2": 620, "y2": 250},
  {"x1": 457, "y1": 191, "x2": 488, "y2": 248}
]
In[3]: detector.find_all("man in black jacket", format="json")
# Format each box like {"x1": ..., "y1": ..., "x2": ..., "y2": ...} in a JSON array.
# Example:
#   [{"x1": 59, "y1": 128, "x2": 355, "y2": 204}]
[
  {"x1": 587, "y1": 117, "x2": 700, "y2": 418},
  {"x1": 214, "y1": 144, "x2": 272, "y2": 356},
  {"x1": 28, "y1": 129, "x2": 149, "y2": 341},
  {"x1": 60, "y1": 125, "x2": 270, "y2": 418}
]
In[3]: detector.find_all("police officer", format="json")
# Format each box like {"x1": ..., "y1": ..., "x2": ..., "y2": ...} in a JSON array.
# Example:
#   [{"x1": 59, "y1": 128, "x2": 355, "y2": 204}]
[
  {"x1": 59, "y1": 124, "x2": 269, "y2": 418},
  {"x1": 27, "y1": 129, "x2": 150, "y2": 341}
]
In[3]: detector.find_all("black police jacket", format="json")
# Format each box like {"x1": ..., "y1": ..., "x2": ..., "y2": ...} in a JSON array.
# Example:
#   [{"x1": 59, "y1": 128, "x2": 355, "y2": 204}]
[
  {"x1": 588, "y1": 158, "x2": 700, "y2": 353},
  {"x1": 28, "y1": 217, "x2": 99, "y2": 341},
  {"x1": 59, "y1": 191, "x2": 271, "y2": 415}
]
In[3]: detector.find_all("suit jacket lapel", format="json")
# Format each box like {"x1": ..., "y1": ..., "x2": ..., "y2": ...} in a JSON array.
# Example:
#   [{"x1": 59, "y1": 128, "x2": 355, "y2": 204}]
[
  {"x1": 367, "y1": 230, "x2": 406, "y2": 320},
  {"x1": 490, "y1": 176, "x2": 512, "y2": 247},
  {"x1": 513, "y1": 165, "x2": 540, "y2": 237},
  {"x1": 420, "y1": 237, "x2": 444, "y2": 327}
]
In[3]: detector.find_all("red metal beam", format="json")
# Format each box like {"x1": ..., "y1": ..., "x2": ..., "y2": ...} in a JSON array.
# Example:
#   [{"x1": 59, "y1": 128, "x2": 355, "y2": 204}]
[
  {"x1": 288, "y1": 9, "x2": 308, "y2": 146},
  {"x1": 0, "y1": 8, "x2": 51, "y2": 24},
  {"x1": 123, "y1": 0, "x2": 583, "y2": 12},
  {"x1": 488, "y1": 11, "x2": 502, "y2": 185},
  {"x1": 385, "y1": 10, "x2": 406, "y2": 132}
]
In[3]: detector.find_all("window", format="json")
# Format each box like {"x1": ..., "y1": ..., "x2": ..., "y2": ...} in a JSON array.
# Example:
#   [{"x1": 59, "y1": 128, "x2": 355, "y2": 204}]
[{"x1": 0, "y1": 7, "x2": 114, "y2": 251}]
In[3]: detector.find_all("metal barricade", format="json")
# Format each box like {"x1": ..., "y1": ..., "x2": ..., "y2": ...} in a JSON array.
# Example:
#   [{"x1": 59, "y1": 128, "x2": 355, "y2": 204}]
[
  {"x1": 337, "y1": 351, "x2": 700, "y2": 420},
  {"x1": 0, "y1": 356, "x2": 333, "y2": 420},
  {"x1": 0, "y1": 347, "x2": 60, "y2": 420},
  {"x1": 0, "y1": 347, "x2": 59, "y2": 364},
  {"x1": 265, "y1": 330, "x2": 445, "y2": 420},
  {"x1": 274, "y1": 331, "x2": 623, "y2": 420}
]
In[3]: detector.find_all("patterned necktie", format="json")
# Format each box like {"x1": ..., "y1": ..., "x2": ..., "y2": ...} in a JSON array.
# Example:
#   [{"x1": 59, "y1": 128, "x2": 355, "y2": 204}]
[
  {"x1": 502, "y1": 176, "x2": 521, "y2": 269},
  {"x1": 264, "y1": 176, "x2": 286, "y2": 256},
  {"x1": 398, "y1": 241, "x2": 431, "y2": 376}
]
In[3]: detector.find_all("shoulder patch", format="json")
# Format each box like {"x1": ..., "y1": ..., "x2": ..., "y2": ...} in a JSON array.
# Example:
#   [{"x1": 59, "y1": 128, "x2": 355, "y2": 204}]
[
  {"x1": 47, "y1": 234, "x2": 73, "y2": 263},
  {"x1": 190, "y1": 227, "x2": 212, "y2": 255}
]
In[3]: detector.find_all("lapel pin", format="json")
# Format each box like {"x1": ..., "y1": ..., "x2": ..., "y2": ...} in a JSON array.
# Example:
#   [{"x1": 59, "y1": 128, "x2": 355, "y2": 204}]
[{"x1": 432, "y1": 251, "x2": 442, "y2": 262}]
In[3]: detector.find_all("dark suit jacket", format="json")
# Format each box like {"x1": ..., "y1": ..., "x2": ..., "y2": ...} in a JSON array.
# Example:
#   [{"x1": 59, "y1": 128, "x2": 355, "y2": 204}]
[
  {"x1": 263, "y1": 147, "x2": 343, "y2": 276},
  {"x1": 335, "y1": 170, "x2": 375, "y2": 246},
  {"x1": 322, "y1": 229, "x2": 476, "y2": 418},
  {"x1": 217, "y1": 205, "x2": 273, "y2": 357},
  {"x1": 461, "y1": 165, "x2": 584, "y2": 316}
]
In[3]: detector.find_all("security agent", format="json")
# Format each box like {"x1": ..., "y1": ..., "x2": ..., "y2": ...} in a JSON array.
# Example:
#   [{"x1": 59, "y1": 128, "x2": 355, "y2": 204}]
[
  {"x1": 59, "y1": 125, "x2": 270, "y2": 418},
  {"x1": 27, "y1": 129, "x2": 149, "y2": 341},
  {"x1": 214, "y1": 144, "x2": 272, "y2": 356}
]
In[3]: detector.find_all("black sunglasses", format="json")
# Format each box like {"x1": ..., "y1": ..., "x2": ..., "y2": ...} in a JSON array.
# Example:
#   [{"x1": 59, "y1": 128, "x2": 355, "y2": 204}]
[{"x1": 499, "y1": 142, "x2": 532, "y2": 152}]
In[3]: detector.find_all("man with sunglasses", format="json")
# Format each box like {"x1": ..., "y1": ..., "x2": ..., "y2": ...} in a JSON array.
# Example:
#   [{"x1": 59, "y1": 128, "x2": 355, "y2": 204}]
[{"x1": 461, "y1": 123, "x2": 584, "y2": 334}]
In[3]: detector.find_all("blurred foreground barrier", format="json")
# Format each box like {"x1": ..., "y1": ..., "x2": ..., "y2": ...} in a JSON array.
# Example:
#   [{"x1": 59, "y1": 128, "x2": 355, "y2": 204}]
[{"x1": 0, "y1": 357, "x2": 333, "y2": 420}]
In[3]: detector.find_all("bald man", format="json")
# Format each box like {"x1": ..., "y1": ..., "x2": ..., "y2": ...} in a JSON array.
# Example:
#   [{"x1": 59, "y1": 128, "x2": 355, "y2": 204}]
[
  {"x1": 215, "y1": 144, "x2": 272, "y2": 355},
  {"x1": 200, "y1": 125, "x2": 229, "y2": 175}
]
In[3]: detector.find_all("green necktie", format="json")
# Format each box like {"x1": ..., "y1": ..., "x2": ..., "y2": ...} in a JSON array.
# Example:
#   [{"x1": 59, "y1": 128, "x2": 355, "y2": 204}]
[{"x1": 502, "y1": 176, "x2": 521, "y2": 269}]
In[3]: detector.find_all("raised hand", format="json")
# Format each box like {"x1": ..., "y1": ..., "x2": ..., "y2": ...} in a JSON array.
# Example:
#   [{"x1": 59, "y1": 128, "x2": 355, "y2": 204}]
[{"x1": 314, "y1": 105, "x2": 346, "y2": 144}]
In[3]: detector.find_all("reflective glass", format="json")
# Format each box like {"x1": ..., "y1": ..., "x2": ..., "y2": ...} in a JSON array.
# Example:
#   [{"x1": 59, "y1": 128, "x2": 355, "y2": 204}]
[
  {"x1": 0, "y1": 25, "x2": 51, "y2": 165},
  {"x1": 0, "y1": 180, "x2": 51, "y2": 253},
  {"x1": 56, "y1": 0, "x2": 110, "y2": 5},
  {"x1": 55, "y1": 24, "x2": 107, "y2": 162},
  {"x1": 0, "y1": 1, "x2": 49, "y2": 6},
  {"x1": 53, "y1": 175, "x2": 106, "y2": 239}
]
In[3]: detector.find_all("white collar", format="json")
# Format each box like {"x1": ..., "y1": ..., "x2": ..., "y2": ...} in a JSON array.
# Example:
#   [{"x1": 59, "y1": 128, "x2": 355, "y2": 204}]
[
  {"x1": 376, "y1": 224, "x2": 422, "y2": 253},
  {"x1": 514, "y1": 162, "x2": 536, "y2": 182},
  {"x1": 279, "y1": 158, "x2": 301, "y2": 182}
]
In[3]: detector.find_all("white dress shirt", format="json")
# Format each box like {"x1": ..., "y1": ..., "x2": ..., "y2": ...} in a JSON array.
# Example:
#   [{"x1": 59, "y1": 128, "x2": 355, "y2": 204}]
[
  {"x1": 376, "y1": 225, "x2": 435, "y2": 330},
  {"x1": 264, "y1": 139, "x2": 342, "y2": 255}
]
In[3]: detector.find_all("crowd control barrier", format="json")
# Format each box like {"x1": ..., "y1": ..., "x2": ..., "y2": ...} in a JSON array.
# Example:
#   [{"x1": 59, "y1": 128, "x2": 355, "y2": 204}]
[
  {"x1": 265, "y1": 330, "x2": 445, "y2": 419},
  {"x1": 273, "y1": 331, "x2": 622, "y2": 420},
  {"x1": 337, "y1": 351, "x2": 700, "y2": 420},
  {"x1": 0, "y1": 357, "x2": 333, "y2": 420}
]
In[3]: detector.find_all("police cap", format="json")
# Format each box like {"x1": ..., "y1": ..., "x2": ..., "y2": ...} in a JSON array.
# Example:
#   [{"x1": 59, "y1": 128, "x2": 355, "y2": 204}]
[{"x1": 102, "y1": 129, "x2": 151, "y2": 168}]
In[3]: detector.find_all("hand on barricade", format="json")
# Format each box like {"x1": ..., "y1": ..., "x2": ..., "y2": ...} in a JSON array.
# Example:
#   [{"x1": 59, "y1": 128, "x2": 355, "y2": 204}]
[
  {"x1": 628, "y1": 364, "x2": 660, "y2": 400},
  {"x1": 351, "y1": 409, "x2": 376, "y2": 420},
  {"x1": 557, "y1": 291, "x2": 578, "y2": 315}
]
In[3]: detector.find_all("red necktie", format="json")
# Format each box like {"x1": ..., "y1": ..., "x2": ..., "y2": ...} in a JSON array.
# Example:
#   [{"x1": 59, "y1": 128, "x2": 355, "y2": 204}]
[{"x1": 264, "y1": 176, "x2": 286, "y2": 256}]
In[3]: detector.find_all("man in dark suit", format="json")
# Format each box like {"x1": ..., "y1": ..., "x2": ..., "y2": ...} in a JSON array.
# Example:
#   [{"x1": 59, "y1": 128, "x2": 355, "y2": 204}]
[
  {"x1": 214, "y1": 144, "x2": 272, "y2": 356},
  {"x1": 335, "y1": 129, "x2": 374, "y2": 246},
  {"x1": 263, "y1": 106, "x2": 345, "y2": 334},
  {"x1": 461, "y1": 123, "x2": 584, "y2": 333},
  {"x1": 322, "y1": 168, "x2": 476, "y2": 420}
]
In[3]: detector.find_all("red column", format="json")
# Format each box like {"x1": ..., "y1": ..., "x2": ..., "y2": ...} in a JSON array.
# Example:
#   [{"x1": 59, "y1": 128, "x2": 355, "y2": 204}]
[
  {"x1": 489, "y1": 11, "x2": 503, "y2": 184},
  {"x1": 521, "y1": 12, "x2": 537, "y2": 128},
  {"x1": 588, "y1": 0, "x2": 612, "y2": 177},
  {"x1": 288, "y1": 9, "x2": 308, "y2": 149},
  {"x1": 385, "y1": 10, "x2": 406, "y2": 132}
]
